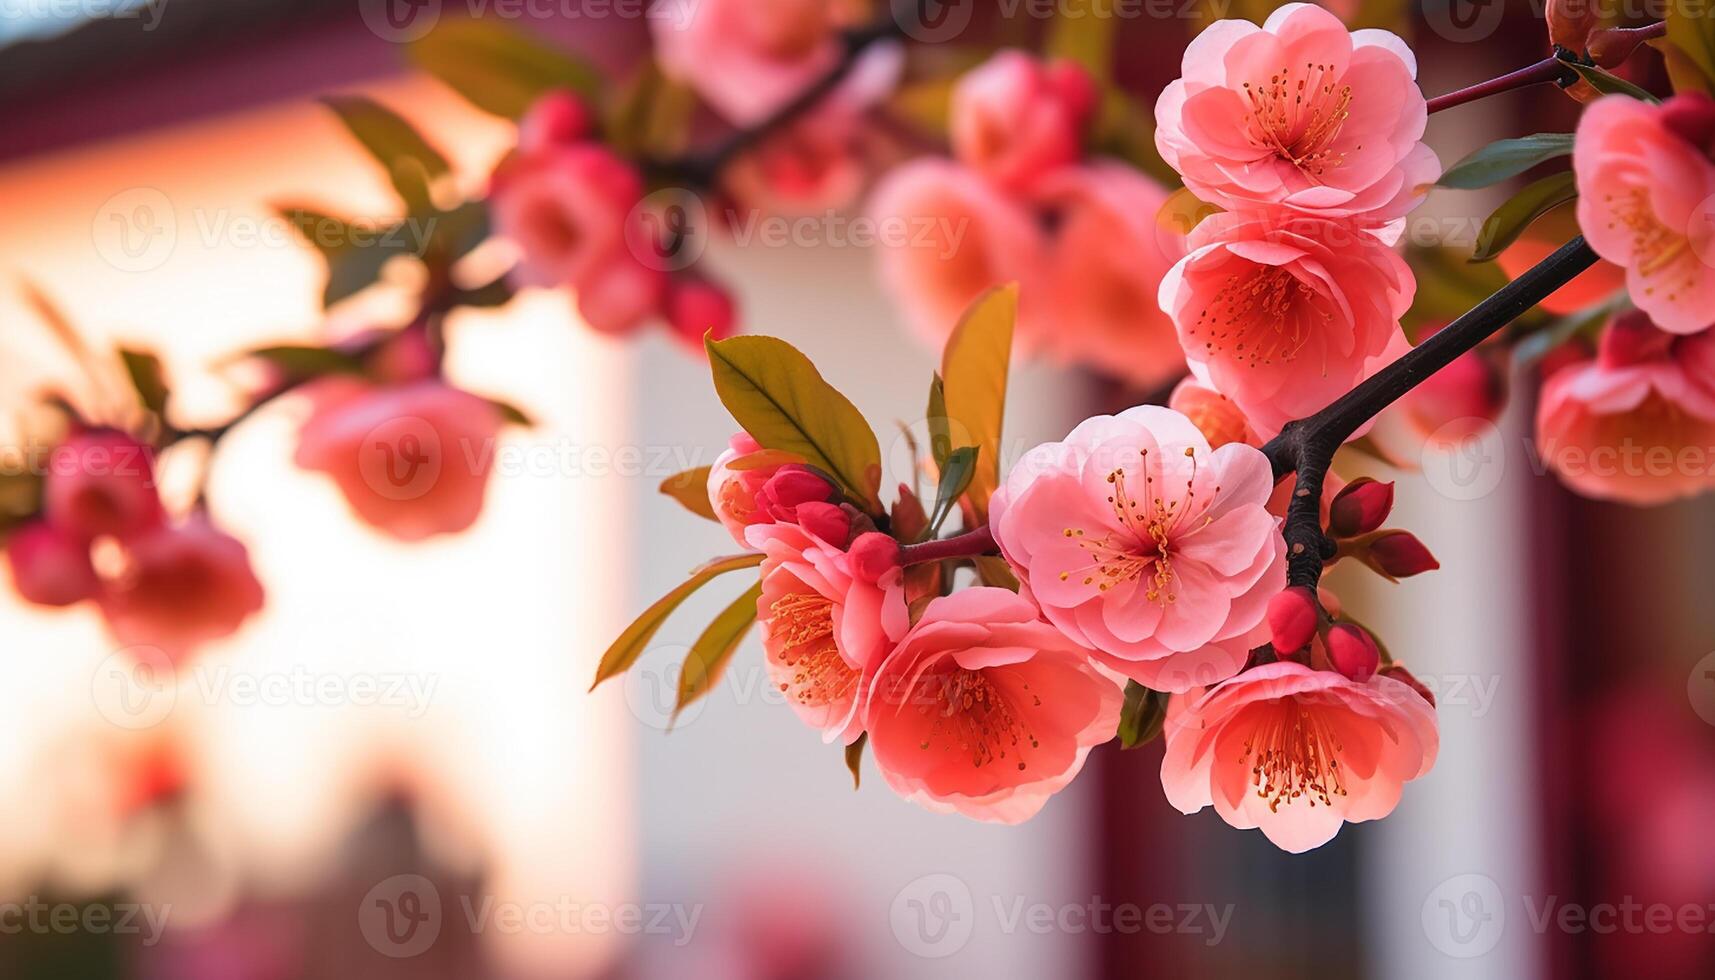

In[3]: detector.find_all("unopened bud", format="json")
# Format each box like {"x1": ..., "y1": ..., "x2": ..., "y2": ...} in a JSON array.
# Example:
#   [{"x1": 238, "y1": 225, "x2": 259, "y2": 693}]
[
  {"x1": 1659, "y1": 92, "x2": 1715, "y2": 160},
  {"x1": 1367, "y1": 531, "x2": 1440, "y2": 578},
  {"x1": 848, "y1": 532, "x2": 901, "y2": 583},
  {"x1": 1327, "y1": 478, "x2": 1394, "y2": 538},
  {"x1": 794, "y1": 501, "x2": 851, "y2": 546},
  {"x1": 1267, "y1": 586, "x2": 1319, "y2": 653},
  {"x1": 666, "y1": 278, "x2": 738, "y2": 347},
  {"x1": 757, "y1": 465, "x2": 835, "y2": 520},
  {"x1": 1326, "y1": 623, "x2": 1381, "y2": 682},
  {"x1": 5, "y1": 521, "x2": 98, "y2": 607},
  {"x1": 518, "y1": 90, "x2": 593, "y2": 154}
]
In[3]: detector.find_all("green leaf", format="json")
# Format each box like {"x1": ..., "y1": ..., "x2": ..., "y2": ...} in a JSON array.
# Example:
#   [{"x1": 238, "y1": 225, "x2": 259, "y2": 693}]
[
  {"x1": 1667, "y1": 5, "x2": 1715, "y2": 95},
  {"x1": 451, "y1": 276, "x2": 516, "y2": 310},
  {"x1": 407, "y1": 19, "x2": 602, "y2": 119},
  {"x1": 591, "y1": 552, "x2": 766, "y2": 690},
  {"x1": 246, "y1": 344, "x2": 366, "y2": 378},
  {"x1": 1403, "y1": 243, "x2": 1518, "y2": 337},
  {"x1": 659, "y1": 466, "x2": 717, "y2": 521},
  {"x1": 488, "y1": 399, "x2": 532, "y2": 426},
  {"x1": 1117, "y1": 682, "x2": 1169, "y2": 749},
  {"x1": 973, "y1": 555, "x2": 1020, "y2": 592},
  {"x1": 1437, "y1": 133, "x2": 1575, "y2": 190},
  {"x1": 927, "y1": 446, "x2": 977, "y2": 535},
  {"x1": 940, "y1": 284, "x2": 1016, "y2": 520},
  {"x1": 275, "y1": 207, "x2": 420, "y2": 307},
  {"x1": 118, "y1": 349, "x2": 168, "y2": 417},
  {"x1": 844, "y1": 732, "x2": 868, "y2": 789},
  {"x1": 1471, "y1": 171, "x2": 1578, "y2": 263},
  {"x1": 321, "y1": 96, "x2": 451, "y2": 213},
  {"x1": 673, "y1": 580, "x2": 762, "y2": 722},
  {"x1": 1565, "y1": 62, "x2": 1659, "y2": 103},
  {"x1": 705, "y1": 334, "x2": 883, "y2": 513},
  {"x1": 926, "y1": 373, "x2": 951, "y2": 474},
  {"x1": 1045, "y1": 0, "x2": 1115, "y2": 80},
  {"x1": 605, "y1": 60, "x2": 695, "y2": 158},
  {"x1": 1513, "y1": 296, "x2": 1620, "y2": 367}
]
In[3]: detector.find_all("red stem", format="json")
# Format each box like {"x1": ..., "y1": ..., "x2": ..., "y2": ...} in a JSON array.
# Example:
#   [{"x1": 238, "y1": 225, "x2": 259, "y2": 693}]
[
  {"x1": 1426, "y1": 22, "x2": 1667, "y2": 115},
  {"x1": 898, "y1": 525, "x2": 998, "y2": 565}
]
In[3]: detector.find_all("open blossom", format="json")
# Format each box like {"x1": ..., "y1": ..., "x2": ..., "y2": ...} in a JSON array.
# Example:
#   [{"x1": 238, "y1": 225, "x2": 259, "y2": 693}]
[
  {"x1": 989, "y1": 406, "x2": 1286, "y2": 693},
  {"x1": 864, "y1": 587, "x2": 1124, "y2": 823},
  {"x1": 1159, "y1": 211, "x2": 1412, "y2": 436},
  {"x1": 1154, "y1": 4, "x2": 1439, "y2": 224},
  {"x1": 1161, "y1": 660, "x2": 1439, "y2": 852},
  {"x1": 44, "y1": 429, "x2": 162, "y2": 540},
  {"x1": 1032, "y1": 164, "x2": 1188, "y2": 389},
  {"x1": 294, "y1": 378, "x2": 505, "y2": 541},
  {"x1": 750, "y1": 522, "x2": 906, "y2": 744},
  {"x1": 6, "y1": 520, "x2": 99, "y2": 607},
  {"x1": 1536, "y1": 311, "x2": 1715, "y2": 505},
  {"x1": 1574, "y1": 94, "x2": 1715, "y2": 333},
  {"x1": 98, "y1": 515, "x2": 265, "y2": 662},
  {"x1": 950, "y1": 52, "x2": 1096, "y2": 193},
  {"x1": 868, "y1": 158, "x2": 1048, "y2": 349}
]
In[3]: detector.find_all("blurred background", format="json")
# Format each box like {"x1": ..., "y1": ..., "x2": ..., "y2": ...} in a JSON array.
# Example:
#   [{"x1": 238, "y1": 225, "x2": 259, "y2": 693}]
[{"x1": 1, "y1": 1, "x2": 1712, "y2": 978}]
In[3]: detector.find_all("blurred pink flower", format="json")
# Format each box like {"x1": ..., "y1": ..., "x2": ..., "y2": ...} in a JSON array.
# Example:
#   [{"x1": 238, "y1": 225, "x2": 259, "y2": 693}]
[
  {"x1": 294, "y1": 378, "x2": 505, "y2": 541},
  {"x1": 491, "y1": 142, "x2": 642, "y2": 289},
  {"x1": 6, "y1": 520, "x2": 99, "y2": 607},
  {"x1": 989, "y1": 406, "x2": 1285, "y2": 691},
  {"x1": 1154, "y1": 4, "x2": 1438, "y2": 224},
  {"x1": 98, "y1": 515, "x2": 265, "y2": 662},
  {"x1": 1161, "y1": 660, "x2": 1438, "y2": 852},
  {"x1": 1535, "y1": 310, "x2": 1715, "y2": 504},
  {"x1": 868, "y1": 158, "x2": 1048, "y2": 348},
  {"x1": 1031, "y1": 163, "x2": 1188, "y2": 389},
  {"x1": 950, "y1": 51, "x2": 1095, "y2": 193},
  {"x1": 1369, "y1": 343, "x2": 1507, "y2": 468},
  {"x1": 1159, "y1": 211, "x2": 1412, "y2": 436},
  {"x1": 1574, "y1": 93, "x2": 1715, "y2": 333},
  {"x1": 750, "y1": 521, "x2": 906, "y2": 744},
  {"x1": 1169, "y1": 377, "x2": 1257, "y2": 448},
  {"x1": 864, "y1": 587, "x2": 1123, "y2": 823},
  {"x1": 44, "y1": 429, "x2": 163, "y2": 540}
]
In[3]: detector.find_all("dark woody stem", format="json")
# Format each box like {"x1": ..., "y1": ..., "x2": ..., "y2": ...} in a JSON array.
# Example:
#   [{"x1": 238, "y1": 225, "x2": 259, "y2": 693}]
[{"x1": 1424, "y1": 21, "x2": 1665, "y2": 115}]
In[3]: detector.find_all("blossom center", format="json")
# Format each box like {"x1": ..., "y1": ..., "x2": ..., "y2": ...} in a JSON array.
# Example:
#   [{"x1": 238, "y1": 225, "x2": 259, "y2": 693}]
[
  {"x1": 915, "y1": 668, "x2": 1040, "y2": 771},
  {"x1": 1242, "y1": 699, "x2": 1349, "y2": 812},
  {"x1": 769, "y1": 591, "x2": 857, "y2": 708},
  {"x1": 1241, "y1": 63, "x2": 1356, "y2": 181},
  {"x1": 1058, "y1": 447, "x2": 1215, "y2": 604},
  {"x1": 1602, "y1": 187, "x2": 1695, "y2": 300},
  {"x1": 1188, "y1": 265, "x2": 1328, "y2": 368}
]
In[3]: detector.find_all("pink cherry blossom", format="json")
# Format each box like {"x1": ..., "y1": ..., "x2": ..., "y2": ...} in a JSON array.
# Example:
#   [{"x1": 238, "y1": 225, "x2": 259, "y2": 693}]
[
  {"x1": 1535, "y1": 311, "x2": 1715, "y2": 505},
  {"x1": 1574, "y1": 94, "x2": 1715, "y2": 333},
  {"x1": 44, "y1": 429, "x2": 163, "y2": 540},
  {"x1": 1160, "y1": 660, "x2": 1438, "y2": 852},
  {"x1": 491, "y1": 142, "x2": 643, "y2": 290},
  {"x1": 868, "y1": 158, "x2": 1048, "y2": 349},
  {"x1": 293, "y1": 378, "x2": 505, "y2": 541},
  {"x1": 750, "y1": 521, "x2": 907, "y2": 744},
  {"x1": 1154, "y1": 4, "x2": 1439, "y2": 224},
  {"x1": 98, "y1": 515, "x2": 266, "y2": 662},
  {"x1": 1031, "y1": 163, "x2": 1188, "y2": 389},
  {"x1": 6, "y1": 520, "x2": 99, "y2": 607},
  {"x1": 950, "y1": 52, "x2": 1095, "y2": 193},
  {"x1": 988, "y1": 405, "x2": 1286, "y2": 693},
  {"x1": 864, "y1": 587, "x2": 1124, "y2": 823},
  {"x1": 1159, "y1": 210, "x2": 1413, "y2": 436},
  {"x1": 1369, "y1": 344, "x2": 1506, "y2": 468}
]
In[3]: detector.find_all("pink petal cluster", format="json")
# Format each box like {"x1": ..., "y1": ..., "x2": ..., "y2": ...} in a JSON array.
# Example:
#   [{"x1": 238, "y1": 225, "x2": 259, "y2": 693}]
[
  {"x1": 989, "y1": 406, "x2": 1286, "y2": 693},
  {"x1": 1160, "y1": 660, "x2": 1438, "y2": 852},
  {"x1": 293, "y1": 378, "x2": 506, "y2": 541},
  {"x1": 1368, "y1": 330, "x2": 1507, "y2": 469},
  {"x1": 705, "y1": 433, "x2": 838, "y2": 547},
  {"x1": 864, "y1": 587, "x2": 1124, "y2": 823},
  {"x1": 870, "y1": 52, "x2": 1186, "y2": 389},
  {"x1": 1159, "y1": 210, "x2": 1413, "y2": 436},
  {"x1": 1574, "y1": 93, "x2": 1715, "y2": 333},
  {"x1": 1536, "y1": 310, "x2": 1715, "y2": 505},
  {"x1": 651, "y1": 0, "x2": 852, "y2": 125},
  {"x1": 1154, "y1": 3, "x2": 1439, "y2": 225},
  {"x1": 98, "y1": 515, "x2": 266, "y2": 663},
  {"x1": 750, "y1": 521, "x2": 907, "y2": 744}
]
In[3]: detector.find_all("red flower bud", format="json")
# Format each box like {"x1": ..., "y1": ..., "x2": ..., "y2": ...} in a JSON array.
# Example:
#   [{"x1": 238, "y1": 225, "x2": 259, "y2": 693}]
[
  {"x1": 666, "y1": 278, "x2": 738, "y2": 347},
  {"x1": 1267, "y1": 586, "x2": 1319, "y2": 653},
  {"x1": 1546, "y1": 0, "x2": 1598, "y2": 54},
  {"x1": 1327, "y1": 478, "x2": 1393, "y2": 538},
  {"x1": 1598, "y1": 309, "x2": 1676, "y2": 369},
  {"x1": 6, "y1": 521, "x2": 98, "y2": 607},
  {"x1": 1367, "y1": 531, "x2": 1440, "y2": 578},
  {"x1": 794, "y1": 501, "x2": 851, "y2": 546},
  {"x1": 1379, "y1": 663, "x2": 1436, "y2": 708},
  {"x1": 1044, "y1": 58, "x2": 1100, "y2": 127},
  {"x1": 45, "y1": 429, "x2": 163, "y2": 540},
  {"x1": 756, "y1": 465, "x2": 834, "y2": 520},
  {"x1": 848, "y1": 532, "x2": 901, "y2": 583},
  {"x1": 1326, "y1": 623, "x2": 1380, "y2": 682},
  {"x1": 518, "y1": 90, "x2": 593, "y2": 154},
  {"x1": 1660, "y1": 93, "x2": 1715, "y2": 157}
]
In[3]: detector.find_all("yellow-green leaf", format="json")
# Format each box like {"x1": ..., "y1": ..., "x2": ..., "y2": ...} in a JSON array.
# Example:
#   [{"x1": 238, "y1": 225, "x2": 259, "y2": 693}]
[
  {"x1": 1667, "y1": 5, "x2": 1715, "y2": 95},
  {"x1": 659, "y1": 466, "x2": 715, "y2": 521},
  {"x1": 926, "y1": 373, "x2": 951, "y2": 473},
  {"x1": 407, "y1": 18, "x2": 602, "y2": 118},
  {"x1": 705, "y1": 334, "x2": 883, "y2": 513},
  {"x1": 940, "y1": 284, "x2": 1016, "y2": 519},
  {"x1": 1117, "y1": 682, "x2": 1169, "y2": 749},
  {"x1": 1045, "y1": 0, "x2": 1115, "y2": 81},
  {"x1": 590, "y1": 552, "x2": 764, "y2": 690},
  {"x1": 927, "y1": 446, "x2": 977, "y2": 534},
  {"x1": 844, "y1": 732, "x2": 868, "y2": 789},
  {"x1": 1471, "y1": 171, "x2": 1578, "y2": 263},
  {"x1": 673, "y1": 580, "x2": 761, "y2": 721}
]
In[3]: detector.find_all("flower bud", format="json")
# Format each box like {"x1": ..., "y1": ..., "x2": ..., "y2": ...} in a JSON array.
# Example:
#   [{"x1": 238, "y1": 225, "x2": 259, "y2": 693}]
[
  {"x1": 1326, "y1": 623, "x2": 1380, "y2": 682},
  {"x1": 1659, "y1": 93, "x2": 1715, "y2": 160},
  {"x1": 45, "y1": 429, "x2": 163, "y2": 540},
  {"x1": 1367, "y1": 531, "x2": 1440, "y2": 578},
  {"x1": 1597, "y1": 309, "x2": 1675, "y2": 369},
  {"x1": 1327, "y1": 478, "x2": 1394, "y2": 538},
  {"x1": 6, "y1": 521, "x2": 98, "y2": 607},
  {"x1": 1546, "y1": 0, "x2": 1598, "y2": 54},
  {"x1": 1267, "y1": 586, "x2": 1319, "y2": 653},
  {"x1": 794, "y1": 501, "x2": 851, "y2": 546},
  {"x1": 756, "y1": 465, "x2": 835, "y2": 520},
  {"x1": 518, "y1": 90, "x2": 594, "y2": 154},
  {"x1": 848, "y1": 532, "x2": 901, "y2": 583},
  {"x1": 666, "y1": 278, "x2": 738, "y2": 347},
  {"x1": 1379, "y1": 663, "x2": 1436, "y2": 707}
]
